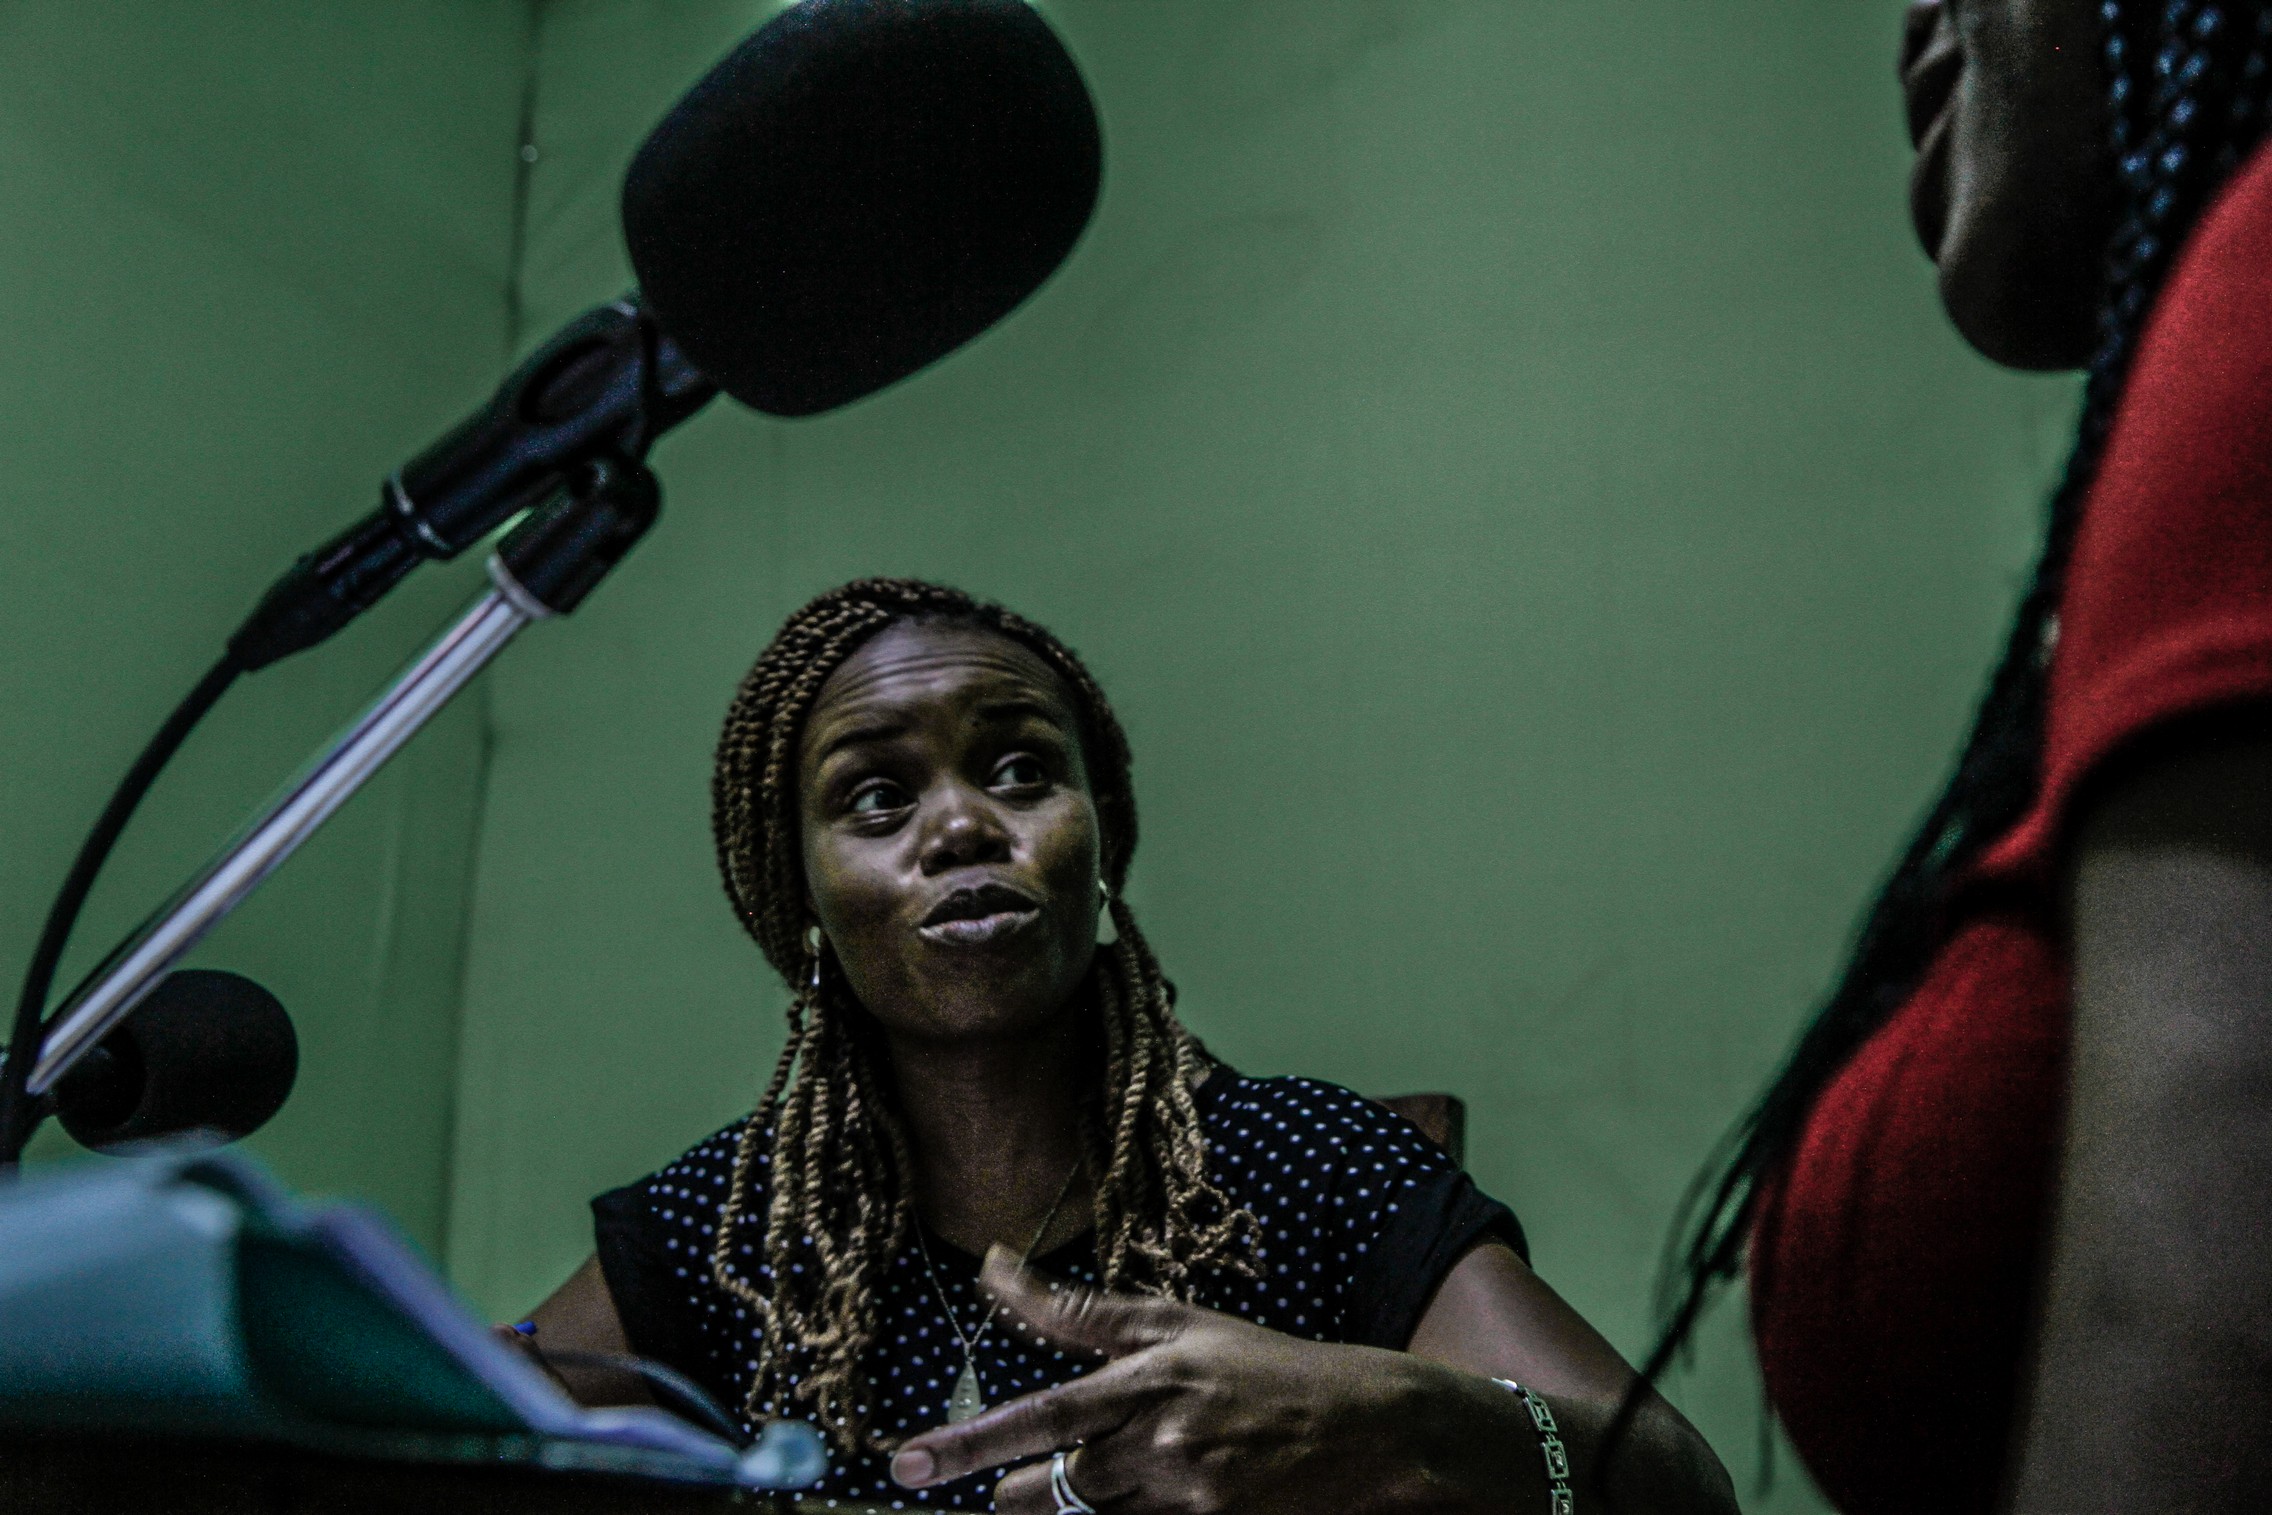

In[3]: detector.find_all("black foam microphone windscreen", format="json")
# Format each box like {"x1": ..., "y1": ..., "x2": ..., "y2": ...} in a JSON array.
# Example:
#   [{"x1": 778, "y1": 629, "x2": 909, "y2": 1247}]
[
  {"x1": 53, "y1": 970, "x2": 297, "y2": 1151},
  {"x1": 622, "y1": 0, "x2": 1102, "y2": 417}
]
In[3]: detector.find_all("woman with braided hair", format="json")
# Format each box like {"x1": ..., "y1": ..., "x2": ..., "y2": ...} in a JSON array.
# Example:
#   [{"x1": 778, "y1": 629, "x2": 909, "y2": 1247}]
[
  {"x1": 517, "y1": 578, "x2": 1734, "y2": 1514},
  {"x1": 1636, "y1": 1, "x2": 2272, "y2": 1511}
]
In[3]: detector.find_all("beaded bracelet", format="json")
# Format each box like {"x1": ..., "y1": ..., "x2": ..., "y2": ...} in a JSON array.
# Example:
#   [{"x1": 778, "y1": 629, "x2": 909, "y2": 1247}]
[{"x1": 1492, "y1": 1379, "x2": 1574, "y2": 1515}]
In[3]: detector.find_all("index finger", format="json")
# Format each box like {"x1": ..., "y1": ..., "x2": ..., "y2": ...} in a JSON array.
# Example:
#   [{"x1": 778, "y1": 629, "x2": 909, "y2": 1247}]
[
  {"x1": 979, "y1": 1245, "x2": 1200, "y2": 1358},
  {"x1": 890, "y1": 1361, "x2": 1141, "y2": 1490}
]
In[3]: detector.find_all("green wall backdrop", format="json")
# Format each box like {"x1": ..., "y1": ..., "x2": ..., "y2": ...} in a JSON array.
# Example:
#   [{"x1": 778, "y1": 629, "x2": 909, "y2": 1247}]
[
  {"x1": 442, "y1": 3, "x2": 2077, "y2": 1508},
  {"x1": 1, "y1": 4, "x2": 2083, "y2": 1508},
  {"x1": 1, "y1": 0, "x2": 532, "y2": 1248}
]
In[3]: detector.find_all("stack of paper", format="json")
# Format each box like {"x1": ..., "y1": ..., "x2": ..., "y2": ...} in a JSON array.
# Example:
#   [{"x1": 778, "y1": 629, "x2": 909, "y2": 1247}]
[{"x1": 0, "y1": 1142, "x2": 822, "y2": 1489}]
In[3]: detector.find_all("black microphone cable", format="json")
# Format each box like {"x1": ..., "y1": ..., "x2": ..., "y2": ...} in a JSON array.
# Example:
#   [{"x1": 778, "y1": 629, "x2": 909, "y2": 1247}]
[
  {"x1": 0, "y1": 650, "x2": 243, "y2": 1167},
  {"x1": 1, "y1": 0, "x2": 1101, "y2": 1169}
]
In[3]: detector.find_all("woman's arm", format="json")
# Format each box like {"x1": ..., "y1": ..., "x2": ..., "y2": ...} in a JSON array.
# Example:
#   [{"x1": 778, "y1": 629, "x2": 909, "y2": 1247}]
[
  {"x1": 1411, "y1": 1243, "x2": 1736, "y2": 1514},
  {"x1": 505, "y1": 1253, "x2": 653, "y2": 1407},
  {"x1": 890, "y1": 1244, "x2": 1736, "y2": 1515},
  {"x1": 2010, "y1": 725, "x2": 2272, "y2": 1510}
]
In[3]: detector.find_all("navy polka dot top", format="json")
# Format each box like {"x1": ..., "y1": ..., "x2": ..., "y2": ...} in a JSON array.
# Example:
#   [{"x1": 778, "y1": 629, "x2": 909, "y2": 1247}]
[{"x1": 592, "y1": 1074, "x2": 1525, "y2": 1509}]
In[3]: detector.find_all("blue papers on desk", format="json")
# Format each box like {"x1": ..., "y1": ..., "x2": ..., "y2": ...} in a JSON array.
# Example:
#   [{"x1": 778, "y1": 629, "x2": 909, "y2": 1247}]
[{"x1": 0, "y1": 1143, "x2": 821, "y2": 1489}]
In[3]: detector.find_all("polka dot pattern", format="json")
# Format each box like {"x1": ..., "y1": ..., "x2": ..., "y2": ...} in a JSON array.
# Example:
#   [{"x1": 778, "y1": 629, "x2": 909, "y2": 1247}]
[{"x1": 600, "y1": 1075, "x2": 1480, "y2": 1509}]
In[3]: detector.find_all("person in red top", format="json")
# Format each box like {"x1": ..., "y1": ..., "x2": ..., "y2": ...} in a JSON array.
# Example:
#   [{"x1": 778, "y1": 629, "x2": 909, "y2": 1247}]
[{"x1": 1644, "y1": 3, "x2": 2272, "y2": 1512}]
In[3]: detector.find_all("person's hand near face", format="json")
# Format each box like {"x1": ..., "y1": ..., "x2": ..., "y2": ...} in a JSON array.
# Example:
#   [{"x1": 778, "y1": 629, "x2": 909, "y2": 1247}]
[
  {"x1": 892, "y1": 1250, "x2": 1514, "y2": 1515},
  {"x1": 893, "y1": 1247, "x2": 1732, "y2": 1515}
]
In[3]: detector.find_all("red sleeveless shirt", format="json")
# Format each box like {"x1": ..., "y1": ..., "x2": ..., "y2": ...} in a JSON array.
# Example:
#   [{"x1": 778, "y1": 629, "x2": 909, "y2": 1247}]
[{"x1": 1749, "y1": 144, "x2": 2272, "y2": 1514}]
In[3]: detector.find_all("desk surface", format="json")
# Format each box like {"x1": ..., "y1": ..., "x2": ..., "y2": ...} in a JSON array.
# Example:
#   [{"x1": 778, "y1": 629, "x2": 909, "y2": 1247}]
[{"x1": 0, "y1": 1431, "x2": 895, "y2": 1515}]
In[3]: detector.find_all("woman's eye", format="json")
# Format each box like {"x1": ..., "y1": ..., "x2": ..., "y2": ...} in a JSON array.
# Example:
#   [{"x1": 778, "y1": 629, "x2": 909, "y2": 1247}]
[
  {"x1": 848, "y1": 782, "x2": 907, "y2": 815},
  {"x1": 993, "y1": 756, "x2": 1047, "y2": 789}
]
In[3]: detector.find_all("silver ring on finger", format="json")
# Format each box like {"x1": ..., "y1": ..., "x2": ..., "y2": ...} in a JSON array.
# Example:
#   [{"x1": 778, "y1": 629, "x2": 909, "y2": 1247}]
[{"x1": 1050, "y1": 1449, "x2": 1096, "y2": 1515}]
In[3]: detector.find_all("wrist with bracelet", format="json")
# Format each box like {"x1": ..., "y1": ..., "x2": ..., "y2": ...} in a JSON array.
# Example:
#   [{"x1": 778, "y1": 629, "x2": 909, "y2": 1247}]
[{"x1": 1492, "y1": 1379, "x2": 1574, "y2": 1515}]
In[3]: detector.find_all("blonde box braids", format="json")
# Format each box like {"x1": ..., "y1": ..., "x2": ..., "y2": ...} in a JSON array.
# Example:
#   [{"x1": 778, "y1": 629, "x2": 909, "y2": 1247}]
[{"x1": 708, "y1": 578, "x2": 1256, "y2": 1450}]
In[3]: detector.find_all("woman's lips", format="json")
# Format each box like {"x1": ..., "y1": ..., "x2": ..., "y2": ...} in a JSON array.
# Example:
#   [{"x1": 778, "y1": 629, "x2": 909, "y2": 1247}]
[
  {"x1": 1909, "y1": 101, "x2": 1954, "y2": 261},
  {"x1": 1899, "y1": 2, "x2": 1959, "y2": 144},
  {"x1": 1903, "y1": 53, "x2": 1959, "y2": 150},
  {"x1": 918, "y1": 908, "x2": 1040, "y2": 947},
  {"x1": 917, "y1": 881, "x2": 1043, "y2": 947},
  {"x1": 1901, "y1": 6, "x2": 1961, "y2": 261}
]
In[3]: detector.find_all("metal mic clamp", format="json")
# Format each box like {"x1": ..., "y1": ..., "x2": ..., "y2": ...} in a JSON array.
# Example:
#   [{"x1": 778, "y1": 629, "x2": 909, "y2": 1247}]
[
  {"x1": 27, "y1": 459, "x2": 661, "y2": 1103},
  {"x1": 489, "y1": 454, "x2": 659, "y2": 618}
]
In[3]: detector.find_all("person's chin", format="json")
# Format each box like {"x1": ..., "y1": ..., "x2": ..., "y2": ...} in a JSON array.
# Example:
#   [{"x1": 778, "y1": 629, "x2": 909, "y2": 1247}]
[
  {"x1": 898, "y1": 976, "x2": 1070, "y2": 1045},
  {"x1": 1936, "y1": 221, "x2": 2099, "y2": 372}
]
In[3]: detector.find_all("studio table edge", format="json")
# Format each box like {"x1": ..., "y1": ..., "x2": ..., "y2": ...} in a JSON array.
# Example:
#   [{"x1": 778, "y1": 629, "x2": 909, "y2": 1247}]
[{"x1": 0, "y1": 1428, "x2": 902, "y2": 1515}]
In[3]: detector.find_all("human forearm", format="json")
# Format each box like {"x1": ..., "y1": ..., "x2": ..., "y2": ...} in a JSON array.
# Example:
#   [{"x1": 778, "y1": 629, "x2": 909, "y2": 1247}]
[
  {"x1": 2011, "y1": 730, "x2": 2272, "y2": 1510},
  {"x1": 1402, "y1": 1363, "x2": 1736, "y2": 1515},
  {"x1": 517, "y1": 1253, "x2": 654, "y2": 1407},
  {"x1": 1407, "y1": 1243, "x2": 1734, "y2": 1515}
]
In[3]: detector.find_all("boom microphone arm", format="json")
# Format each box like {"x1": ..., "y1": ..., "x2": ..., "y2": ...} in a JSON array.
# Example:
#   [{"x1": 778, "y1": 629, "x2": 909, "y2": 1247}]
[
  {"x1": 10, "y1": 457, "x2": 661, "y2": 1159},
  {"x1": 1, "y1": 0, "x2": 1102, "y2": 1170},
  {"x1": 0, "y1": 302, "x2": 710, "y2": 1167}
]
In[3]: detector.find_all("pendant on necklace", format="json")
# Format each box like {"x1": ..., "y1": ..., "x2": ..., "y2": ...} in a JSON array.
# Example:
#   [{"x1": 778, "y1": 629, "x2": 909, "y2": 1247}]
[{"x1": 948, "y1": 1362, "x2": 985, "y2": 1423}]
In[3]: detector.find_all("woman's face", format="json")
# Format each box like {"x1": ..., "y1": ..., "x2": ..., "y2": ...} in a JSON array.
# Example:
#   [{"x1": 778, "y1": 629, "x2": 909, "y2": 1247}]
[
  {"x1": 1902, "y1": 0, "x2": 2116, "y2": 369},
  {"x1": 796, "y1": 620, "x2": 1103, "y2": 1045}
]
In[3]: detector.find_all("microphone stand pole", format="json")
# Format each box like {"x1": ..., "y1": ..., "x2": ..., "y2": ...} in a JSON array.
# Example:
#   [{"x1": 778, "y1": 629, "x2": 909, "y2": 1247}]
[{"x1": 17, "y1": 457, "x2": 659, "y2": 1115}]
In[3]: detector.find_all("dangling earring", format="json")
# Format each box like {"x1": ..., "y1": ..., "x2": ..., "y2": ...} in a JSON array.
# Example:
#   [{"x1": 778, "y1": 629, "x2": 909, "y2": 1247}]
[
  {"x1": 1096, "y1": 878, "x2": 1119, "y2": 946},
  {"x1": 803, "y1": 924, "x2": 825, "y2": 995}
]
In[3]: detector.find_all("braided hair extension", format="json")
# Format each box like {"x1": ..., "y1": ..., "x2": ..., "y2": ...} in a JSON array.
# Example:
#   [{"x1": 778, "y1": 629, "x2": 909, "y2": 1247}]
[
  {"x1": 1635, "y1": 0, "x2": 2272, "y2": 1413},
  {"x1": 706, "y1": 578, "x2": 1259, "y2": 1450}
]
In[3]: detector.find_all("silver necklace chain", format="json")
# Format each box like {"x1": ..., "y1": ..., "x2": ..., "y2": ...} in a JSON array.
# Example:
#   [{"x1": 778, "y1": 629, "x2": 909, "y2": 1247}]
[{"x1": 914, "y1": 1161, "x2": 1082, "y2": 1422}]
